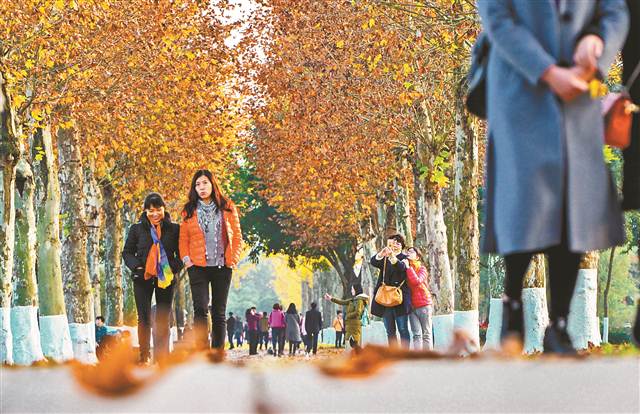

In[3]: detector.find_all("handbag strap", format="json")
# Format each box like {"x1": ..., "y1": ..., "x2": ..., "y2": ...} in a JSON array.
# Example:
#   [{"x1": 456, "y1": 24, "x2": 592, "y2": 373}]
[{"x1": 625, "y1": 60, "x2": 640, "y2": 92}]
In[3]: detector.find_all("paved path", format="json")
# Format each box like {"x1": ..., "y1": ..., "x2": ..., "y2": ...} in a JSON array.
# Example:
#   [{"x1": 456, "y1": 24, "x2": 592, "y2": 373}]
[{"x1": 2, "y1": 348, "x2": 639, "y2": 413}]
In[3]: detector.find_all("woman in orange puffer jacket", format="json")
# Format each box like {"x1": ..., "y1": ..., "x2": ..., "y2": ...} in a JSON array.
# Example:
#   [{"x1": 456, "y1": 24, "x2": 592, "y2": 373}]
[
  {"x1": 179, "y1": 170, "x2": 243, "y2": 350},
  {"x1": 405, "y1": 246, "x2": 433, "y2": 350}
]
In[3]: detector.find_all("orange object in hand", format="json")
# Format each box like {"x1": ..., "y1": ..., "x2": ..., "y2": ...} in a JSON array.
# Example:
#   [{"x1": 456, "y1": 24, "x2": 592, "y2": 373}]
[{"x1": 602, "y1": 93, "x2": 639, "y2": 149}]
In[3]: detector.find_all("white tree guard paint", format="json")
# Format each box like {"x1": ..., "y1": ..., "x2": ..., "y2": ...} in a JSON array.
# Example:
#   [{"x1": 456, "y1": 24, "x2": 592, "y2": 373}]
[
  {"x1": 602, "y1": 317, "x2": 609, "y2": 343},
  {"x1": 483, "y1": 298, "x2": 503, "y2": 351},
  {"x1": 362, "y1": 321, "x2": 387, "y2": 346},
  {"x1": 568, "y1": 269, "x2": 601, "y2": 350},
  {"x1": 454, "y1": 310, "x2": 480, "y2": 350},
  {"x1": 433, "y1": 313, "x2": 454, "y2": 351},
  {"x1": 0, "y1": 307, "x2": 13, "y2": 364},
  {"x1": 68, "y1": 322, "x2": 98, "y2": 364},
  {"x1": 320, "y1": 328, "x2": 336, "y2": 345},
  {"x1": 39, "y1": 314, "x2": 73, "y2": 362},
  {"x1": 120, "y1": 326, "x2": 139, "y2": 348},
  {"x1": 522, "y1": 288, "x2": 549, "y2": 354},
  {"x1": 10, "y1": 306, "x2": 44, "y2": 365}
]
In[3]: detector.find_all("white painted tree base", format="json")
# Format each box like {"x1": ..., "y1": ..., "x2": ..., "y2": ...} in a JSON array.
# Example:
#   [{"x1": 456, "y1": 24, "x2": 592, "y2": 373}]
[
  {"x1": 320, "y1": 328, "x2": 336, "y2": 345},
  {"x1": 119, "y1": 326, "x2": 139, "y2": 348},
  {"x1": 0, "y1": 307, "x2": 13, "y2": 364},
  {"x1": 522, "y1": 288, "x2": 549, "y2": 354},
  {"x1": 602, "y1": 317, "x2": 609, "y2": 344},
  {"x1": 568, "y1": 269, "x2": 601, "y2": 350},
  {"x1": 10, "y1": 306, "x2": 45, "y2": 365},
  {"x1": 454, "y1": 310, "x2": 480, "y2": 350},
  {"x1": 39, "y1": 314, "x2": 73, "y2": 362},
  {"x1": 433, "y1": 313, "x2": 454, "y2": 351},
  {"x1": 68, "y1": 322, "x2": 98, "y2": 364},
  {"x1": 483, "y1": 299, "x2": 503, "y2": 351},
  {"x1": 362, "y1": 321, "x2": 387, "y2": 345}
]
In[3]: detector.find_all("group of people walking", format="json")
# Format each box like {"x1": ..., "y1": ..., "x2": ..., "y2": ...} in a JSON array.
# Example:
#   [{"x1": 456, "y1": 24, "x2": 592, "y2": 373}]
[
  {"x1": 122, "y1": 170, "x2": 243, "y2": 364},
  {"x1": 226, "y1": 303, "x2": 324, "y2": 357}
]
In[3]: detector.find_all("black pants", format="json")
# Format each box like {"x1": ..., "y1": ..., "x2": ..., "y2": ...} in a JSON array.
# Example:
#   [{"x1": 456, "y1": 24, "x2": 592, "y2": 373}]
[
  {"x1": 133, "y1": 277, "x2": 175, "y2": 360},
  {"x1": 288, "y1": 340, "x2": 300, "y2": 355},
  {"x1": 248, "y1": 330, "x2": 259, "y2": 355},
  {"x1": 188, "y1": 265, "x2": 232, "y2": 349},
  {"x1": 271, "y1": 327, "x2": 285, "y2": 355},
  {"x1": 227, "y1": 330, "x2": 235, "y2": 349},
  {"x1": 504, "y1": 244, "x2": 581, "y2": 322},
  {"x1": 336, "y1": 331, "x2": 343, "y2": 347},
  {"x1": 306, "y1": 332, "x2": 319, "y2": 354},
  {"x1": 259, "y1": 331, "x2": 269, "y2": 348}
]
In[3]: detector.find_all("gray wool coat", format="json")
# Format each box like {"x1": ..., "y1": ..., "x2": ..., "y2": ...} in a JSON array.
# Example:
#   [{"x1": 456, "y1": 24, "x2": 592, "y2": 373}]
[
  {"x1": 478, "y1": 0, "x2": 629, "y2": 255},
  {"x1": 285, "y1": 313, "x2": 302, "y2": 342}
]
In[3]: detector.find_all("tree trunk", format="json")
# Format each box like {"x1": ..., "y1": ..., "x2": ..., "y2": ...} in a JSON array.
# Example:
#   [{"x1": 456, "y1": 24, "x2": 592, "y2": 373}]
[
  {"x1": 394, "y1": 175, "x2": 413, "y2": 247},
  {"x1": 521, "y1": 254, "x2": 549, "y2": 354},
  {"x1": 0, "y1": 71, "x2": 20, "y2": 364},
  {"x1": 602, "y1": 247, "x2": 615, "y2": 343},
  {"x1": 32, "y1": 126, "x2": 73, "y2": 362},
  {"x1": 101, "y1": 183, "x2": 123, "y2": 326},
  {"x1": 424, "y1": 187, "x2": 455, "y2": 349},
  {"x1": 57, "y1": 124, "x2": 96, "y2": 363},
  {"x1": 121, "y1": 207, "x2": 137, "y2": 326},
  {"x1": 357, "y1": 215, "x2": 377, "y2": 298},
  {"x1": 83, "y1": 159, "x2": 103, "y2": 319},
  {"x1": 568, "y1": 251, "x2": 601, "y2": 349},
  {"x1": 452, "y1": 81, "x2": 480, "y2": 347},
  {"x1": 323, "y1": 244, "x2": 357, "y2": 297}
]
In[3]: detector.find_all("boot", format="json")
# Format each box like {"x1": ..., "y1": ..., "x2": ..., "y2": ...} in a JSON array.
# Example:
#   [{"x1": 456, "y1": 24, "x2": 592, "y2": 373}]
[
  {"x1": 500, "y1": 298, "x2": 524, "y2": 343},
  {"x1": 543, "y1": 318, "x2": 576, "y2": 355}
]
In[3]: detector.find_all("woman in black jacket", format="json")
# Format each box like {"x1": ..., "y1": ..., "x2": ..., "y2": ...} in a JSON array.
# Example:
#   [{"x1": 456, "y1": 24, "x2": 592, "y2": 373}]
[
  {"x1": 122, "y1": 193, "x2": 183, "y2": 363},
  {"x1": 370, "y1": 234, "x2": 411, "y2": 348}
]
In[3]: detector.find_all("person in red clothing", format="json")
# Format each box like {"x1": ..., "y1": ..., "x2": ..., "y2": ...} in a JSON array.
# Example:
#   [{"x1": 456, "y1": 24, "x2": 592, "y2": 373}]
[
  {"x1": 404, "y1": 246, "x2": 433, "y2": 350},
  {"x1": 245, "y1": 307, "x2": 261, "y2": 356}
]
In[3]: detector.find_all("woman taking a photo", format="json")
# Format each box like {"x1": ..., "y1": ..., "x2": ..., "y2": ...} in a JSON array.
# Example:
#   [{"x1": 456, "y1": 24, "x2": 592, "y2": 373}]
[
  {"x1": 123, "y1": 192, "x2": 183, "y2": 363},
  {"x1": 179, "y1": 170, "x2": 243, "y2": 350}
]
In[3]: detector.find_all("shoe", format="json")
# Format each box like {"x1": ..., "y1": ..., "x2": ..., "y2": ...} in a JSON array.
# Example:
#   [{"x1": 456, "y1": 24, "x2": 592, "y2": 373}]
[
  {"x1": 500, "y1": 299, "x2": 524, "y2": 342},
  {"x1": 543, "y1": 318, "x2": 576, "y2": 355}
]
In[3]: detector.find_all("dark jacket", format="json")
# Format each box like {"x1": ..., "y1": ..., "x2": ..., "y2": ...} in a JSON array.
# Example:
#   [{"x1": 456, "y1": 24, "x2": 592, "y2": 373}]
[
  {"x1": 304, "y1": 309, "x2": 322, "y2": 334},
  {"x1": 226, "y1": 316, "x2": 237, "y2": 333},
  {"x1": 623, "y1": 0, "x2": 639, "y2": 211},
  {"x1": 122, "y1": 212, "x2": 183, "y2": 280},
  {"x1": 370, "y1": 253, "x2": 411, "y2": 318}
]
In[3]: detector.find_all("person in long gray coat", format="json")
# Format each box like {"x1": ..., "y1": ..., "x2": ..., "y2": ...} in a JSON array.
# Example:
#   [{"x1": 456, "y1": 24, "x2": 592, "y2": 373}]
[
  {"x1": 477, "y1": 0, "x2": 629, "y2": 353},
  {"x1": 285, "y1": 303, "x2": 302, "y2": 356}
]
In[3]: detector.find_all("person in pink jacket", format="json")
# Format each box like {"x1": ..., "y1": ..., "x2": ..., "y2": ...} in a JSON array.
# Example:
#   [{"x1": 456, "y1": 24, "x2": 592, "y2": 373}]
[
  {"x1": 404, "y1": 246, "x2": 433, "y2": 350},
  {"x1": 268, "y1": 303, "x2": 286, "y2": 357}
]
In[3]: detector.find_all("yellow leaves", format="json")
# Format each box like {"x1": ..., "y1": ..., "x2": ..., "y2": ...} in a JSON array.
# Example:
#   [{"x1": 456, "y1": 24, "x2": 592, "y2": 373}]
[
  {"x1": 402, "y1": 63, "x2": 413, "y2": 76},
  {"x1": 31, "y1": 108, "x2": 45, "y2": 121},
  {"x1": 13, "y1": 95, "x2": 27, "y2": 108},
  {"x1": 336, "y1": 40, "x2": 345, "y2": 49},
  {"x1": 54, "y1": 0, "x2": 65, "y2": 10}
]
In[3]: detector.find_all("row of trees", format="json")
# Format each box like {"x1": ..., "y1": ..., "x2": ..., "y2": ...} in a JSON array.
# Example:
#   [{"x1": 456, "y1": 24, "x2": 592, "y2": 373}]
[
  {"x1": 236, "y1": 0, "x2": 639, "y2": 350},
  {"x1": 1, "y1": 0, "x2": 246, "y2": 364}
]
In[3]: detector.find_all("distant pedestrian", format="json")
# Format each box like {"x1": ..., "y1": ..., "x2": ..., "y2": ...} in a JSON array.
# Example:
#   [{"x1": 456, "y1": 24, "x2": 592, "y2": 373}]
[
  {"x1": 285, "y1": 303, "x2": 302, "y2": 356},
  {"x1": 304, "y1": 302, "x2": 323, "y2": 355},
  {"x1": 259, "y1": 311, "x2": 270, "y2": 350},
  {"x1": 269, "y1": 303, "x2": 286, "y2": 356},
  {"x1": 235, "y1": 317, "x2": 244, "y2": 347},
  {"x1": 246, "y1": 307, "x2": 261, "y2": 355},
  {"x1": 226, "y1": 312, "x2": 237, "y2": 350},
  {"x1": 332, "y1": 311, "x2": 345, "y2": 348}
]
